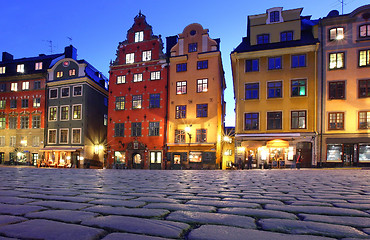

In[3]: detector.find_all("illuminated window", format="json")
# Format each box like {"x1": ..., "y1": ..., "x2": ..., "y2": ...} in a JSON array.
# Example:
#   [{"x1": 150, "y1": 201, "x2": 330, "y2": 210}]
[
  {"x1": 11, "y1": 83, "x2": 17, "y2": 92},
  {"x1": 292, "y1": 54, "x2": 306, "y2": 68},
  {"x1": 257, "y1": 34, "x2": 269, "y2": 44},
  {"x1": 267, "y1": 112, "x2": 282, "y2": 130},
  {"x1": 72, "y1": 128, "x2": 81, "y2": 144},
  {"x1": 189, "y1": 152, "x2": 202, "y2": 162},
  {"x1": 17, "y1": 64, "x2": 24, "y2": 73},
  {"x1": 117, "y1": 75, "x2": 125, "y2": 84},
  {"x1": 72, "y1": 105, "x2": 82, "y2": 119},
  {"x1": 359, "y1": 111, "x2": 370, "y2": 129},
  {"x1": 175, "y1": 130, "x2": 185, "y2": 143},
  {"x1": 0, "y1": 66, "x2": 5, "y2": 74},
  {"x1": 114, "y1": 123, "x2": 124, "y2": 137},
  {"x1": 268, "y1": 57, "x2": 282, "y2": 70},
  {"x1": 359, "y1": 24, "x2": 370, "y2": 38},
  {"x1": 359, "y1": 79, "x2": 370, "y2": 98},
  {"x1": 0, "y1": 136, "x2": 5, "y2": 146},
  {"x1": 48, "y1": 130, "x2": 57, "y2": 144},
  {"x1": 135, "y1": 31, "x2": 144, "y2": 42},
  {"x1": 197, "y1": 79, "x2": 208, "y2": 93},
  {"x1": 329, "y1": 52, "x2": 345, "y2": 69},
  {"x1": 197, "y1": 60, "x2": 208, "y2": 70},
  {"x1": 150, "y1": 151, "x2": 162, "y2": 164},
  {"x1": 196, "y1": 129, "x2": 207, "y2": 143},
  {"x1": 10, "y1": 136, "x2": 16, "y2": 146},
  {"x1": 0, "y1": 100, "x2": 5, "y2": 109},
  {"x1": 35, "y1": 62, "x2": 42, "y2": 70},
  {"x1": 49, "y1": 107, "x2": 57, "y2": 121},
  {"x1": 150, "y1": 71, "x2": 160, "y2": 80},
  {"x1": 149, "y1": 122, "x2": 160, "y2": 136},
  {"x1": 175, "y1": 105, "x2": 186, "y2": 119},
  {"x1": 0, "y1": 117, "x2": 5, "y2": 129},
  {"x1": 149, "y1": 94, "x2": 160, "y2": 108},
  {"x1": 245, "y1": 59, "x2": 259, "y2": 72},
  {"x1": 133, "y1": 73, "x2": 142, "y2": 82},
  {"x1": 57, "y1": 71, "x2": 63, "y2": 78},
  {"x1": 32, "y1": 115, "x2": 40, "y2": 129},
  {"x1": 196, "y1": 104, "x2": 208, "y2": 118},
  {"x1": 267, "y1": 81, "x2": 282, "y2": 98},
  {"x1": 281, "y1": 31, "x2": 293, "y2": 41},
  {"x1": 20, "y1": 116, "x2": 29, "y2": 129},
  {"x1": 61, "y1": 87, "x2": 70, "y2": 97},
  {"x1": 176, "y1": 81, "x2": 187, "y2": 94},
  {"x1": 245, "y1": 113, "x2": 259, "y2": 130},
  {"x1": 9, "y1": 117, "x2": 17, "y2": 129},
  {"x1": 21, "y1": 99, "x2": 28, "y2": 108},
  {"x1": 329, "y1": 27, "x2": 344, "y2": 41},
  {"x1": 142, "y1": 50, "x2": 151, "y2": 61},
  {"x1": 115, "y1": 96, "x2": 125, "y2": 110},
  {"x1": 270, "y1": 11, "x2": 280, "y2": 22},
  {"x1": 131, "y1": 122, "x2": 142, "y2": 137},
  {"x1": 49, "y1": 89, "x2": 58, "y2": 99},
  {"x1": 188, "y1": 43, "x2": 197, "y2": 53},
  {"x1": 60, "y1": 106, "x2": 69, "y2": 121},
  {"x1": 73, "y1": 86, "x2": 82, "y2": 96},
  {"x1": 22, "y1": 82, "x2": 29, "y2": 90},
  {"x1": 60, "y1": 129, "x2": 69, "y2": 144},
  {"x1": 132, "y1": 95, "x2": 142, "y2": 109},
  {"x1": 329, "y1": 81, "x2": 345, "y2": 99},
  {"x1": 291, "y1": 110, "x2": 306, "y2": 129},
  {"x1": 245, "y1": 83, "x2": 259, "y2": 99},
  {"x1": 329, "y1": 112, "x2": 344, "y2": 130},
  {"x1": 176, "y1": 63, "x2": 187, "y2": 72},
  {"x1": 126, "y1": 53, "x2": 134, "y2": 64},
  {"x1": 69, "y1": 69, "x2": 76, "y2": 76},
  {"x1": 33, "y1": 98, "x2": 40, "y2": 108},
  {"x1": 359, "y1": 50, "x2": 370, "y2": 67},
  {"x1": 291, "y1": 79, "x2": 306, "y2": 97}
]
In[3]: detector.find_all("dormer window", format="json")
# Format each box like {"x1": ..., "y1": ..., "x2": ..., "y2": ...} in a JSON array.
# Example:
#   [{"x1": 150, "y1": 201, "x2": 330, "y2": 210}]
[
  {"x1": 135, "y1": 31, "x2": 144, "y2": 42},
  {"x1": 17, "y1": 64, "x2": 24, "y2": 73},
  {"x1": 257, "y1": 34, "x2": 270, "y2": 44},
  {"x1": 188, "y1": 43, "x2": 197, "y2": 53},
  {"x1": 69, "y1": 69, "x2": 76, "y2": 76},
  {"x1": 142, "y1": 50, "x2": 151, "y2": 61},
  {"x1": 35, "y1": 62, "x2": 42, "y2": 70},
  {"x1": 270, "y1": 11, "x2": 280, "y2": 22},
  {"x1": 281, "y1": 31, "x2": 293, "y2": 42},
  {"x1": 126, "y1": 53, "x2": 134, "y2": 64},
  {"x1": 359, "y1": 24, "x2": 370, "y2": 38},
  {"x1": 329, "y1": 27, "x2": 344, "y2": 41},
  {"x1": 57, "y1": 71, "x2": 63, "y2": 78},
  {"x1": 267, "y1": 7, "x2": 283, "y2": 24}
]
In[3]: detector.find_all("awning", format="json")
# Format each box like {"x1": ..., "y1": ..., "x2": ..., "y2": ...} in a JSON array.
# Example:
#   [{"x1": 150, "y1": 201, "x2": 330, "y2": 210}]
[
  {"x1": 266, "y1": 139, "x2": 289, "y2": 148},
  {"x1": 39, "y1": 147, "x2": 83, "y2": 152}
]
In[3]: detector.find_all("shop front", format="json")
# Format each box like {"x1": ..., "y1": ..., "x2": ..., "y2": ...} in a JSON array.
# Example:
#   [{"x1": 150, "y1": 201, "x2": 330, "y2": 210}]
[{"x1": 39, "y1": 147, "x2": 83, "y2": 168}]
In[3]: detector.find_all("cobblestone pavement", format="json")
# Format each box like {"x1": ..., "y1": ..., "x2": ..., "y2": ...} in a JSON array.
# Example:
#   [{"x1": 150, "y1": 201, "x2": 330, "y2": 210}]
[{"x1": 0, "y1": 167, "x2": 369, "y2": 240}]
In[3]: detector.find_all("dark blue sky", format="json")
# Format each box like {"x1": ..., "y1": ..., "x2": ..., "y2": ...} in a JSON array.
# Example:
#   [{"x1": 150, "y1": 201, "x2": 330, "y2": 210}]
[{"x1": 1, "y1": 0, "x2": 368, "y2": 126}]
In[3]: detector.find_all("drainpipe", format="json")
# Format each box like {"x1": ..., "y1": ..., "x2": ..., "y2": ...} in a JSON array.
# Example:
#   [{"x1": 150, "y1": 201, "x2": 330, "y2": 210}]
[{"x1": 319, "y1": 19, "x2": 324, "y2": 168}]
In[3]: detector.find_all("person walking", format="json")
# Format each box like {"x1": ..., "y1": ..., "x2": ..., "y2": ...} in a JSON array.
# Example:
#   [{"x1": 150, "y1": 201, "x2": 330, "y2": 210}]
[
  {"x1": 247, "y1": 154, "x2": 253, "y2": 170},
  {"x1": 296, "y1": 153, "x2": 301, "y2": 169}
]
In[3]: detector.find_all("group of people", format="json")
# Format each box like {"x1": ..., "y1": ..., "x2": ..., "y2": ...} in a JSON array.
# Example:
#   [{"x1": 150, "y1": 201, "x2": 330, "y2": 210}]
[{"x1": 236, "y1": 152, "x2": 302, "y2": 170}]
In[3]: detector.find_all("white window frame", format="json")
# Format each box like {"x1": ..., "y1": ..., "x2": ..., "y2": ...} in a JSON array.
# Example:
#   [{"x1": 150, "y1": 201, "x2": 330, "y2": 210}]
[
  {"x1": 17, "y1": 64, "x2": 24, "y2": 73},
  {"x1": 69, "y1": 69, "x2": 76, "y2": 76},
  {"x1": 72, "y1": 104, "x2": 82, "y2": 120},
  {"x1": 33, "y1": 98, "x2": 40, "y2": 108},
  {"x1": 60, "y1": 105, "x2": 70, "y2": 121},
  {"x1": 61, "y1": 87, "x2": 70, "y2": 98},
  {"x1": 35, "y1": 62, "x2": 43, "y2": 70},
  {"x1": 10, "y1": 136, "x2": 16, "y2": 147},
  {"x1": 32, "y1": 136, "x2": 40, "y2": 147},
  {"x1": 59, "y1": 128, "x2": 69, "y2": 144},
  {"x1": 48, "y1": 129, "x2": 57, "y2": 144},
  {"x1": 142, "y1": 50, "x2": 152, "y2": 61},
  {"x1": 117, "y1": 75, "x2": 126, "y2": 84},
  {"x1": 0, "y1": 136, "x2": 5, "y2": 146},
  {"x1": 72, "y1": 128, "x2": 81, "y2": 144},
  {"x1": 133, "y1": 73, "x2": 143, "y2": 82},
  {"x1": 126, "y1": 53, "x2": 134, "y2": 64},
  {"x1": 49, "y1": 88, "x2": 58, "y2": 99},
  {"x1": 135, "y1": 31, "x2": 144, "y2": 42},
  {"x1": 0, "y1": 66, "x2": 5, "y2": 74},
  {"x1": 11, "y1": 83, "x2": 18, "y2": 92},
  {"x1": 150, "y1": 71, "x2": 160, "y2": 80},
  {"x1": 22, "y1": 81, "x2": 29, "y2": 90},
  {"x1": 73, "y1": 85, "x2": 83, "y2": 97},
  {"x1": 48, "y1": 106, "x2": 58, "y2": 122}
]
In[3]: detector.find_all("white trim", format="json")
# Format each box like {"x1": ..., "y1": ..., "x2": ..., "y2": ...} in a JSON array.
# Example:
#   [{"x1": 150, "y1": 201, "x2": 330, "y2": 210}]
[
  {"x1": 266, "y1": 80, "x2": 283, "y2": 99},
  {"x1": 72, "y1": 104, "x2": 82, "y2": 120},
  {"x1": 72, "y1": 85, "x2": 83, "y2": 97},
  {"x1": 59, "y1": 128, "x2": 69, "y2": 144},
  {"x1": 60, "y1": 105, "x2": 70, "y2": 121},
  {"x1": 266, "y1": 110, "x2": 283, "y2": 131},
  {"x1": 71, "y1": 128, "x2": 82, "y2": 144},
  {"x1": 243, "y1": 111, "x2": 260, "y2": 131},
  {"x1": 61, "y1": 87, "x2": 70, "y2": 98},
  {"x1": 48, "y1": 106, "x2": 58, "y2": 122},
  {"x1": 290, "y1": 78, "x2": 308, "y2": 98},
  {"x1": 49, "y1": 88, "x2": 58, "y2": 99},
  {"x1": 290, "y1": 109, "x2": 308, "y2": 130},
  {"x1": 48, "y1": 129, "x2": 57, "y2": 144},
  {"x1": 244, "y1": 81, "x2": 260, "y2": 100}
]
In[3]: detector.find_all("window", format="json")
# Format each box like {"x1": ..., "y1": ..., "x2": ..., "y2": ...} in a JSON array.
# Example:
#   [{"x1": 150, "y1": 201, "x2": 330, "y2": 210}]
[
  {"x1": 0, "y1": 66, "x2": 5, "y2": 74},
  {"x1": 176, "y1": 81, "x2": 187, "y2": 94},
  {"x1": 267, "y1": 81, "x2": 282, "y2": 98},
  {"x1": 359, "y1": 50, "x2": 370, "y2": 67},
  {"x1": 268, "y1": 56, "x2": 282, "y2": 70},
  {"x1": 197, "y1": 79, "x2": 208, "y2": 93},
  {"x1": 359, "y1": 79, "x2": 370, "y2": 98},
  {"x1": 0, "y1": 83, "x2": 6, "y2": 92},
  {"x1": 61, "y1": 87, "x2": 70, "y2": 98},
  {"x1": 329, "y1": 27, "x2": 344, "y2": 41},
  {"x1": 196, "y1": 129, "x2": 207, "y2": 143},
  {"x1": 73, "y1": 105, "x2": 82, "y2": 119},
  {"x1": 329, "y1": 52, "x2": 345, "y2": 69},
  {"x1": 291, "y1": 110, "x2": 306, "y2": 129},
  {"x1": 48, "y1": 130, "x2": 57, "y2": 144},
  {"x1": 20, "y1": 116, "x2": 29, "y2": 129},
  {"x1": 32, "y1": 115, "x2": 41, "y2": 129},
  {"x1": 49, "y1": 107, "x2": 57, "y2": 121},
  {"x1": 142, "y1": 50, "x2": 151, "y2": 61},
  {"x1": 104, "y1": 114, "x2": 107, "y2": 126},
  {"x1": 188, "y1": 43, "x2": 197, "y2": 53},
  {"x1": 329, "y1": 81, "x2": 345, "y2": 99},
  {"x1": 196, "y1": 104, "x2": 208, "y2": 118},
  {"x1": 17, "y1": 64, "x2": 24, "y2": 73},
  {"x1": 22, "y1": 82, "x2": 29, "y2": 90},
  {"x1": 34, "y1": 81, "x2": 41, "y2": 89},
  {"x1": 10, "y1": 99, "x2": 17, "y2": 109},
  {"x1": 176, "y1": 63, "x2": 187, "y2": 72},
  {"x1": 50, "y1": 89, "x2": 58, "y2": 99},
  {"x1": 131, "y1": 122, "x2": 142, "y2": 137},
  {"x1": 175, "y1": 105, "x2": 186, "y2": 119},
  {"x1": 150, "y1": 71, "x2": 160, "y2": 80},
  {"x1": 245, "y1": 59, "x2": 259, "y2": 72},
  {"x1": 32, "y1": 136, "x2": 40, "y2": 147},
  {"x1": 133, "y1": 73, "x2": 143, "y2": 82},
  {"x1": 175, "y1": 130, "x2": 185, "y2": 143},
  {"x1": 117, "y1": 75, "x2": 125, "y2": 84},
  {"x1": 359, "y1": 111, "x2": 370, "y2": 129},
  {"x1": 197, "y1": 60, "x2": 208, "y2": 70},
  {"x1": 149, "y1": 94, "x2": 160, "y2": 108},
  {"x1": 292, "y1": 54, "x2": 306, "y2": 68},
  {"x1": 360, "y1": 24, "x2": 370, "y2": 38},
  {"x1": 0, "y1": 136, "x2": 5, "y2": 146},
  {"x1": 329, "y1": 112, "x2": 344, "y2": 130},
  {"x1": 0, "y1": 100, "x2": 5, "y2": 109},
  {"x1": 57, "y1": 71, "x2": 63, "y2": 78},
  {"x1": 72, "y1": 129, "x2": 81, "y2": 144},
  {"x1": 149, "y1": 122, "x2": 160, "y2": 136},
  {"x1": 11, "y1": 83, "x2": 17, "y2": 92},
  {"x1": 245, "y1": 113, "x2": 259, "y2": 130},
  {"x1": 10, "y1": 136, "x2": 16, "y2": 147},
  {"x1": 0, "y1": 117, "x2": 5, "y2": 129},
  {"x1": 270, "y1": 11, "x2": 280, "y2": 22},
  {"x1": 291, "y1": 79, "x2": 306, "y2": 97},
  {"x1": 60, "y1": 129, "x2": 69, "y2": 144},
  {"x1": 35, "y1": 62, "x2": 42, "y2": 70},
  {"x1": 115, "y1": 96, "x2": 125, "y2": 110},
  {"x1": 281, "y1": 31, "x2": 293, "y2": 41},
  {"x1": 126, "y1": 53, "x2": 134, "y2": 64},
  {"x1": 32, "y1": 98, "x2": 40, "y2": 108},
  {"x1": 73, "y1": 86, "x2": 82, "y2": 96},
  {"x1": 150, "y1": 151, "x2": 162, "y2": 164},
  {"x1": 132, "y1": 95, "x2": 142, "y2": 109},
  {"x1": 114, "y1": 123, "x2": 124, "y2": 137},
  {"x1": 267, "y1": 112, "x2": 282, "y2": 130},
  {"x1": 69, "y1": 69, "x2": 76, "y2": 76},
  {"x1": 60, "y1": 106, "x2": 69, "y2": 121},
  {"x1": 257, "y1": 34, "x2": 269, "y2": 44},
  {"x1": 9, "y1": 117, "x2": 17, "y2": 129},
  {"x1": 21, "y1": 99, "x2": 28, "y2": 108},
  {"x1": 135, "y1": 31, "x2": 144, "y2": 42},
  {"x1": 245, "y1": 83, "x2": 259, "y2": 100}
]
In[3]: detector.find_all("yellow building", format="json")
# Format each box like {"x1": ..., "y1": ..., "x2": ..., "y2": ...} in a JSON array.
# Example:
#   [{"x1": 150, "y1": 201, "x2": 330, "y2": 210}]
[
  {"x1": 166, "y1": 23, "x2": 225, "y2": 169},
  {"x1": 231, "y1": 7, "x2": 319, "y2": 168},
  {"x1": 318, "y1": 5, "x2": 370, "y2": 167}
]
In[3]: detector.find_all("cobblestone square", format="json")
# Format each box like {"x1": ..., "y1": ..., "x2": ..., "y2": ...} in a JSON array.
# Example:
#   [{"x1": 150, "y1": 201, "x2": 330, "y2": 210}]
[{"x1": 0, "y1": 167, "x2": 369, "y2": 239}]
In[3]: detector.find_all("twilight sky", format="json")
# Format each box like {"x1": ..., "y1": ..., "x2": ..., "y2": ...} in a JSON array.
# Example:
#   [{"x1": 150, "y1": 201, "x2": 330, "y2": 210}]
[{"x1": 1, "y1": 0, "x2": 368, "y2": 126}]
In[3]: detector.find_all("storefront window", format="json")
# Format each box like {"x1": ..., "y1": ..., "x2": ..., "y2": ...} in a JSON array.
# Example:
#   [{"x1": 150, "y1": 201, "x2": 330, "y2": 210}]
[
  {"x1": 189, "y1": 152, "x2": 202, "y2": 163},
  {"x1": 359, "y1": 144, "x2": 370, "y2": 162},
  {"x1": 327, "y1": 144, "x2": 342, "y2": 161},
  {"x1": 150, "y1": 151, "x2": 162, "y2": 164},
  {"x1": 114, "y1": 151, "x2": 125, "y2": 164},
  {"x1": 174, "y1": 155, "x2": 181, "y2": 164}
]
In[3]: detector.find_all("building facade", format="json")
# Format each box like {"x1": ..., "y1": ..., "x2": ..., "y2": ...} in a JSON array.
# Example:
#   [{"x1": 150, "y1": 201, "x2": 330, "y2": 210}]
[
  {"x1": 107, "y1": 12, "x2": 168, "y2": 169},
  {"x1": 0, "y1": 51, "x2": 63, "y2": 165},
  {"x1": 318, "y1": 5, "x2": 370, "y2": 167},
  {"x1": 166, "y1": 23, "x2": 226, "y2": 169},
  {"x1": 231, "y1": 7, "x2": 319, "y2": 168},
  {"x1": 42, "y1": 46, "x2": 108, "y2": 168}
]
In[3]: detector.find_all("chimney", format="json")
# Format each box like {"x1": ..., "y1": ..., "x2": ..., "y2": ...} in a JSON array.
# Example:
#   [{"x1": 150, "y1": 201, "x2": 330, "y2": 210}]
[
  {"x1": 64, "y1": 45, "x2": 77, "y2": 59},
  {"x1": 2, "y1": 52, "x2": 13, "y2": 62}
]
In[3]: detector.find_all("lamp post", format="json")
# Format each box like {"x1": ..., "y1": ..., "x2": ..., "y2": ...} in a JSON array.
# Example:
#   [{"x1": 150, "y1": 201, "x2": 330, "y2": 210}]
[{"x1": 185, "y1": 125, "x2": 192, "y2": 163}]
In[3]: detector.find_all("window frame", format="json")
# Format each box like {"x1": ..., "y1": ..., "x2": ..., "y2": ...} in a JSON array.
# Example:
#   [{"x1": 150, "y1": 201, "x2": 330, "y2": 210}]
[
  {"x1": 9, "y1": 117, "x2": 17, "y2": 129},
  {"x1": 176, "y1": 81, "x2": 187, "y2": 95},
  {"x1": 133, "y1": 73, "x2": 143, "y2": 83},
  {"x1": 267, "y1": 81, "x2": 283, "y2": 99},
  {"x1": 176, "y1": 63, "x2": 187, "y2": 72},
  {"x1": 11, "y1": 82, "x2": 17, "y2": 92},
  {"x1": 291, "y1": 54, "x2": 306, "y2": 68},
  {"x1": 245, "y1": 82, "x2": 259, "y2": 100},
  {"x1": 291, "y1": 110, "x2": 307, "y2": 129},
  {"x1": 244, "y1": 112, "x2": 259, "y2": 130},
  {"x1": 61, "y1": 87, "x2": 70, "y2": 98},
  {"x1": 267, "y1": 111, "x2": 282, "y2": 130},
  {"x1": 73, "y1": 85, "x2": 82, "y2": 96},
  {"x1": 358, "y1": 79, "x2": 370, "y2": 98},
  {"x1": 188, "y1": 43, "x2": 198, "y2": 53},
  {"x1": 49, "y1": 88, "x2": 58, "y2": 99},
  {"x1": 0, "y1": 66, "x2": 5, "y2": 74},
  {"x1": 60, "y1": 105, "x2": 70, "y2": 121},
  {"x1": 22, "y1": 81, "x2": 29, "y2": 90},
  {"x1": 270, "y1": 11, "x2": 280, "y2": 22},
  {"x1": 33, "y1": 98, "x2": 41, "y2": 108},
  {"x1": 329, "y1": 52, "x2": 345, "y2": 70},
  {"x1": 10, "y1": 99, "x2": 17, "y2": 109},
  {"x1": 268, "y1": 56, "x2": 282, "y2": 70},
  {"x1": 197, "y1": 60, "x2": 208, "y2": 70},
  {"x1": 0, "y1": 100, "x2": 5, "y2": 109},
  {"x1": 0, "y1": 117, "x2": 5, "y2": 129},
  {"x1": 196, "y1": 104, "x2": 208, "y2": 118},
  {"x1": 280, "y1": 31, "x2": 293, "y2": 41},
  {"x1": 59, "y1": 128, "x2": 69, "y2": 144},
  {"x1": 175, "y1": 105, "x2": 186, "y2": 119},
  {"x1": 48, "y1": 129, "x2": 57, "y2": 144},
  {"x1": 132, "y1": 95, "x2": 142, "y2": 109},
  {"x1": 131, "y1": 122, "x2": 142, "y2": 137},
  {"x1": 328, "y1": 112, "x2": 344, "y2": 130},
  {"x1": 245, "y1": 59, "x2": 259, "y2": 72},
  {"x1": 329, "y1": 27, "x2": 344, "y2": 41},
  {"x1": 149, "y1": 122, "x2": 160, "y2": 136},
  {"x1": 32, "y1": 115, "x2": 41, "y2": 129},
  {"x1": 21, "y1": 99, "x2": 29, "y2": 108},
  {"x1": 142, "y1": 50, "x2": 152, "y2": 62},
  {"x1": 149, "y1": 93, "x2": 160, "y2": 108},
  {"x1": 358, "y1": 111, "x2": 370, "y2": 129},
  {"x1": 197, "y1": 79, "x2": 208, "y2": 93},
  {"x1": 257, "y1": 34, "x2": 270, "y2": 44},
  {"x1": 20, "y1": 116, "x2": 29, "y2": 129},
  {"x1": 196, "y1": 129, "x2": 207, "y2": 143},
  {"x1": 72, "y1": 128, "x2": 82, "y2": 144},
  {"x1": 291, "y1": 79, "x2": 307, "y2": 97},
  {"x1": 328, "y1": 81, "x2": 345, "y2": 99},
  {"x1": 175, "y1": 129, "x2": 185, "y2": 143},
  {"x1": 359, "y1": 49, "x2": 370, "y2": 67},
  {"x1": 114, "y1": 123, "x2": 125, "y2": 137},
  {"x1": 35, "y1": 62, "x2": 43, "y2": 70},
  {"x1": 72, "y1": 104, "x2": 82, "y2": 120},
  {"x1": 135, "y1": 31, "x2": 144, "y2": 42},
  {"x1": 150, "y1": 71, "x2": 160, "y2": 81},
  {"x1": 115, "y1": 96, "x2": 125, "y2": 110},
  {"x1": 49, "y1": 106, "x2": 57, "y2": 121},
  {"x1": 17, "y1": 64, "x2": 24, "y2": 73},
  {"x1": 117, "y1": 75, "x2": 126, "y2": 84},
  {"x1": 359, "y1": 24, "x2": 370, "y2": 38},
  {"x1": 126, "y1": 53, "x2": 135, "y2": 64}
]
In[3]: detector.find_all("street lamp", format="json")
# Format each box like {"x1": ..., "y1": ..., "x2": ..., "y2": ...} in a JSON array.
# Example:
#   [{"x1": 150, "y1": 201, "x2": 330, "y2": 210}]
[{"x1": 185, "y1": 125, "x2": 192, "y2": 162}]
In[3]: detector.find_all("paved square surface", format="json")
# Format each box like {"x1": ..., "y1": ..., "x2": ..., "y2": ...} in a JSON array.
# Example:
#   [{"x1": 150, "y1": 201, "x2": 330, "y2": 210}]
[{"x1": 0, "y1": 167, "x2": 369, "y2": 239}]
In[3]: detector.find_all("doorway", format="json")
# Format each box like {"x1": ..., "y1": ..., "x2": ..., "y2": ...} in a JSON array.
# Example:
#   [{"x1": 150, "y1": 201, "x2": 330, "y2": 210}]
[
  {"x1": 150, "y1": 151, "x2": 162, "y2": 170},
  {"x1": 297, "y1": 142, "x2": 312, "y2": 168},
  {"x1": 343, "y1": 144, "x2": 354, "y2": 166},
  {"x1": 133, "y1": 153, "x2": 143, "y2": 169}
]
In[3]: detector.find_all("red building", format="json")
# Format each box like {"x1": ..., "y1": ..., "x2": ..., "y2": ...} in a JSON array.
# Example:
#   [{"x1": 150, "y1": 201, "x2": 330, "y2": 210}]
[{"x1": 107, "y1": 12, "x2": 168, "y2": 169}]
